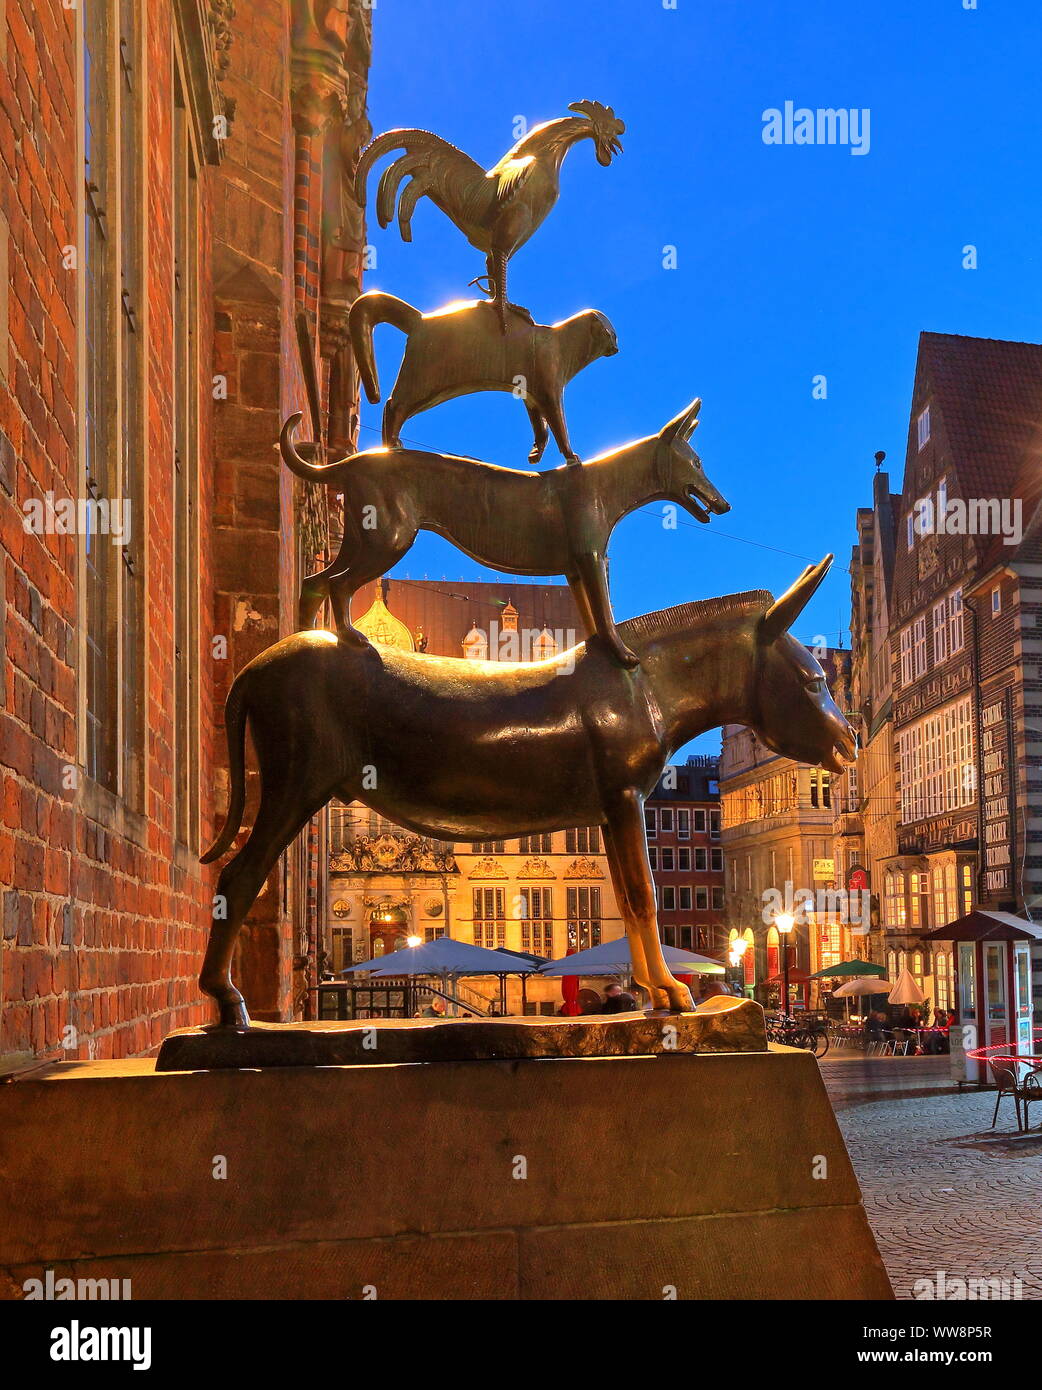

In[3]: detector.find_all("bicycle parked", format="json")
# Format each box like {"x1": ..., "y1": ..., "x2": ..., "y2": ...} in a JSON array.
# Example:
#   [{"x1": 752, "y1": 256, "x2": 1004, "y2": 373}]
[{"x1": 766, "y1": 1012, "x2": 830, "y2": 1058}]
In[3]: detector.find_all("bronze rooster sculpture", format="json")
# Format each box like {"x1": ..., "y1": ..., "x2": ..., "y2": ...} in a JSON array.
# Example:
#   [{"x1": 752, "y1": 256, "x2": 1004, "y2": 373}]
[{"x1": 354, "y1": 100, "x2": 625, "y2": 331}]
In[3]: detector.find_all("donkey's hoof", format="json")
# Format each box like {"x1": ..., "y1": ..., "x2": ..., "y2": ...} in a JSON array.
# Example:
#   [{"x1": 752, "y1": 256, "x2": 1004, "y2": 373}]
[
  {"x1": 612, "y1": 643, "x2": 640, "y2": 669},
  {"x1": 216, "y1": 999, "x2": 251, "y2": 1030},
  {"x1": 666, "y1": 985, "x2": 695, "y2": 1013},
  {"x1": 334, "y1": 625, "x2": 369, "y2": 648}
]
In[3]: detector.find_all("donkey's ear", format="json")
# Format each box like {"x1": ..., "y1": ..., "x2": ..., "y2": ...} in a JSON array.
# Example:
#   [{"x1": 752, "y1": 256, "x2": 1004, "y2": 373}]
[
  {"x1": 659, "y1": 396, "x2": 702, "y2": 445},
  {"x1": 759, "y1": 554, "x2": 833, "y2": 643}
]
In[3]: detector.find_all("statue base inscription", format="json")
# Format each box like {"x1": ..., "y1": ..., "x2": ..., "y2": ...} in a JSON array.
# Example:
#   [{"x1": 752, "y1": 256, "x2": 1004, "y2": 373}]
[{"x1": 155, "y1": 997, "x2": 767, "y2": 1072}]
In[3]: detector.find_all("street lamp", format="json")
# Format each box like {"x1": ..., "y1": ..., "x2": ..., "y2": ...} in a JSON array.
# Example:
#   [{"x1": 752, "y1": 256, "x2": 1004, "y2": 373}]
[
  {"x1": 728, "y1": 935, "x2": 748, "y2": 994},
  {"x1": 406, "y1": 935, "x2": 422, "y2": 948},
  {"x1": 776, "y1": 912, "x2": 794, "y2": 1016}
]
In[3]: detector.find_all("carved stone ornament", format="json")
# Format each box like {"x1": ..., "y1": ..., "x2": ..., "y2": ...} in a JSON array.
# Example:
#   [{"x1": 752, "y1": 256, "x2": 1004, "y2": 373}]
[
  {"x1": 565, "y1": 857, "x2": 605, "y2": 879},
  {"x1": 330, "y1": 833, "x2": 457, "y2": 874},
  {"x1": 518, "y1": 858, "x2": 556, "y2": 880},
  {"x1": 468, "y1": 858, "x2": 508, "y2": 880}
]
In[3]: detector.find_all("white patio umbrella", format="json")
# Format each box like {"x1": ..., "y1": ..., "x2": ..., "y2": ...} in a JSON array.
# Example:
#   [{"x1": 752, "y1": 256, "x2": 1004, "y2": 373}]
[
  {"x1": 833, "y1": 975, "x2": 894, "y2": 998},
  {"x1": 887, "y1": 968, "x2": 925, "y2": 1006},
  {"x1": 540, "y1": 937, "x2": 725, "y2": 976}
]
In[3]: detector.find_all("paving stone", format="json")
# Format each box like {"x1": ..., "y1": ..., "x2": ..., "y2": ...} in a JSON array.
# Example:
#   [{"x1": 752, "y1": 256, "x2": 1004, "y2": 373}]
[{"x1": 820, "y1": 1053, "x2": 1042, "y2": 1300}]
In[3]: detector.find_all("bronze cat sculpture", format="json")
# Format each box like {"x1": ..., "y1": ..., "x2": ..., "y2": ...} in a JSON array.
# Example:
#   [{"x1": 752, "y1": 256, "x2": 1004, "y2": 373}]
[
  {"x1": 348, "y1": 292, "x2": 618, "y2": 464},
  {"x1": 280, "y1": 396, "x2": 729, "y2": 668},
  {"x1": 198, "y1": 556, "x2": 855, "y2": 1028}
]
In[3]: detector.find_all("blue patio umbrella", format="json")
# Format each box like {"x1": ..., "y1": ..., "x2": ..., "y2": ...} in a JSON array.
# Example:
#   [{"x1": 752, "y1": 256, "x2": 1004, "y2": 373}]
[
  {"x1": 340, "y1": 935, "x2": 538, "y2": 977},
  {"x1": 539, "y1": 937, "x2": 725, "y2": 976}
]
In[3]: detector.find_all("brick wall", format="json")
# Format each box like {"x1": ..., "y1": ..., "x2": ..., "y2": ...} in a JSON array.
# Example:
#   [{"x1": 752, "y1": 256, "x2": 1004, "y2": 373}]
[
  {"x1": 0, "y1": 1, "x2": 369, "y2": 1061},
  {"x1": 1, "y1": 2, "x2": 214, "y2": 1060}
]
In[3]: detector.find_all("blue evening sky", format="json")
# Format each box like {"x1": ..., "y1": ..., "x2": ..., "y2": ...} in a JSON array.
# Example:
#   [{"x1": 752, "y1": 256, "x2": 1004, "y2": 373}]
[{"x1": 359, "y1": 0, "x2": 1042, "y2": 735}]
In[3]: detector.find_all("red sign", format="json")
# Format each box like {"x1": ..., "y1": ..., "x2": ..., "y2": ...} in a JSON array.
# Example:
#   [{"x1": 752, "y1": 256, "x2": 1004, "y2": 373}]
[{"x1": 848, "y1": 867, "x2": 869, "y2": 893}]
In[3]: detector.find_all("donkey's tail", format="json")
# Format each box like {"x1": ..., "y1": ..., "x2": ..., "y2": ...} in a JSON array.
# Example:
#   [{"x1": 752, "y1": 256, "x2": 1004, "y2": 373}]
[
  {"x1": 348, "y1": 291, "x2": 422, "y2": 404},
  {"x1": 200, "y1": 675, "x2": 249, "y2": 864}
]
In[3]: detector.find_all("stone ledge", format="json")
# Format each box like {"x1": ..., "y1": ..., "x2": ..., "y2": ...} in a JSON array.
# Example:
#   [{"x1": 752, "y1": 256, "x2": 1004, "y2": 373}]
[
  {"x1": 155, "y1": 997, "x2": 767, "y2": 1071},
  {"x1": 2, "y1": 1051, "x2": 871, "y2": 1268},
  {"x1": 2, "y1": 1205, "x2": 890, "y2": 1301}
]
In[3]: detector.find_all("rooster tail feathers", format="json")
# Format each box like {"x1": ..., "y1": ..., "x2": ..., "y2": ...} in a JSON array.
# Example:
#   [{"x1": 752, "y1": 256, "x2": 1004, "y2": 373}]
[
  {"x1": 347, "y1": 293, "x2": 421, "y2": 404},
  {"x1": 355, "y1": 128, "x2": 475, "y2": 205},
  {"x1": 376, "y1": 153, "x2": 426, "y2": 230},
  {"x1": 356, "y1": 129, "x2": 488, "y2": 242}
]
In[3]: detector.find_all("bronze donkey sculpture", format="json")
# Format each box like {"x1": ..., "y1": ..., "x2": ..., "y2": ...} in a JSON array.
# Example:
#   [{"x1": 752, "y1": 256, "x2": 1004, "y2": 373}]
[
  {"x1": 280, "y1": 396, "x2": 729, "y2": 668},
  {"x1": 199, "y1": 556, "x2": 855, "y2": 1028},
  {"x1": 348, "y1": 291, "x2": 618, "y2": 464}
]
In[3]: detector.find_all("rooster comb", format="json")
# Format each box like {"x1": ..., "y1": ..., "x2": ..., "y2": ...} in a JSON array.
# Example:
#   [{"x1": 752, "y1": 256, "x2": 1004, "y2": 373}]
[{"x1": 568, "y1": 99, "x2": 626, "y2": 135}]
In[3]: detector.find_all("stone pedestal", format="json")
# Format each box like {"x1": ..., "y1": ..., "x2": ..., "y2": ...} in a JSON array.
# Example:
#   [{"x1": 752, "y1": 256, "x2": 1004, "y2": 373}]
[
  {"x1": 155, "y1": 999, "x2": 768, "y2": 1070},
  {"x1": 0, "y1": 1049, "x2": 892, "y2": 1300}
]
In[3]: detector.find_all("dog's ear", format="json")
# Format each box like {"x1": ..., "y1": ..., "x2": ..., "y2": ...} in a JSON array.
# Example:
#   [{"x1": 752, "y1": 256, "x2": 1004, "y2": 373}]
[{"x1": 659, "y1": 397, "x2": 702, "y2": 445}]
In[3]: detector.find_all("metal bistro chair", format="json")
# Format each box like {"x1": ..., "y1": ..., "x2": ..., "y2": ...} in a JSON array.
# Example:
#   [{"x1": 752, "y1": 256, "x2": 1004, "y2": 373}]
[{"x1": 991, "y1": 1060, "x2": 1042, "y2": 1133}]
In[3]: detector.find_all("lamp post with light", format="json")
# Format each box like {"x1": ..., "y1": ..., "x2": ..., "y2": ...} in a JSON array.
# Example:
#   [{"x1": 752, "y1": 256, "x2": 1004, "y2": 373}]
[
  {"x1": 776, "y1": 912, "x2": 794, "y2": 1016},
  {"x1": 728, "y1": 935, "x2": 748, "y2": 995}
]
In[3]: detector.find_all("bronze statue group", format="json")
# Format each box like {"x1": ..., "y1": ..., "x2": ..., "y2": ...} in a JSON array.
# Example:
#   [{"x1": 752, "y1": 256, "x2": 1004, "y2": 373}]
[{"x1": 198, "y1": 102, "x2": 855, "y2": 1030}]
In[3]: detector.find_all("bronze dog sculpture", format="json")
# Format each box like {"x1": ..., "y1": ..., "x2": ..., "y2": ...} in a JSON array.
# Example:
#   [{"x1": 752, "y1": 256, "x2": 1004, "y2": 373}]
[
  {"x1": 280, "y1": 396, "x2": 729, "y2": 667},
  {"x1": 348, "y1": 292, "x2": 618, "y2": 464},
  {"x1": 199, "y1": 556, "x2": 854, "y2": 1028},
  {"x1": 356, "y1": 100, "x2": 625, "y2": 330}
]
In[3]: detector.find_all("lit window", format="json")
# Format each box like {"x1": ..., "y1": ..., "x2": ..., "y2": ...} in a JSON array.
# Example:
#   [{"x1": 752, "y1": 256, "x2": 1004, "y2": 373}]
[
  {"x1": 462, "y1": 626, "x2": 489, "y2": 661},
  {"x1": 917, "y1": 406, "x2": 931, "y2": 451},
  {"x1": 933, "y1": 601, "x2": 948, "y2": 665},
  {"x1": 913, "y1": 616, "x2": 927, "y2": 678},
  {"x1": 948, "y1": 589, "x2": 963, "y2": 653}
]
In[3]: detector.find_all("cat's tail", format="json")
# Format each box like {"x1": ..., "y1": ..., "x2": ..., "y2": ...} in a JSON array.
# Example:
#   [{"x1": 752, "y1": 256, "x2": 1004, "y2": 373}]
[{"x1": 348, "y1": 291, "x2": 422, "y2": 404}]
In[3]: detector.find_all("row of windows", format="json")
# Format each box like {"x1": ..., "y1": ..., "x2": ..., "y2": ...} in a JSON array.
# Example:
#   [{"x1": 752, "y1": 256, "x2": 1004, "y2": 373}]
[
  {"x1": 883, "y1": 864, "x2": 973, "y2": 929},
  {"x1": 471, "y1": 886, "x2": 601, "y2": 954},
  {"x1": 898, "y1": 587, "x2": 963, "y2": 687},
  {"x1": 727, "y1": 843, "x2": 833, "y2": 893},
  {"x1": 649, "y1": 846, "x2": 723, "y2": 873},
  {"x1": 471, "y1": 827, "x2": 600, "y2": 855},
  {"x1": 897, "y1": 696, "x2": 976, "y2": 824},
  {"x1": 659, "y1": 885, "x2": 725, "y2": 912},
  {"x1": 721, "y1": 771, "x2": 832, "y2": 828},
  {"x1": 645, "y1": 807, "x2": 720, "y2": 837},
  {"x1": 887, "y1": 947, "x2": 955, "y2": 1013}
]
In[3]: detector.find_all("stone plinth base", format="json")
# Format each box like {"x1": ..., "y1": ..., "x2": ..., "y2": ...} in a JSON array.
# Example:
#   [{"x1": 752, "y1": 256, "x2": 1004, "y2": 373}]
[
  {"x1": 155, "y1": 998, "x2": 767, "y2": 1071},
  {"x1": 0, "y1": 1050, "x2": 892, "y2": 1300}
]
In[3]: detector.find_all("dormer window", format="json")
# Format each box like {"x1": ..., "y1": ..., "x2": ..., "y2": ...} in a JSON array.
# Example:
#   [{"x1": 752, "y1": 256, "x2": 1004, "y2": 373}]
[
  {"x1": 462, "y1": 625, "x2": 489, "y2": 661},
  {"x1": 531, "y1": 628, "x2": 557, "y2": 661},
  {"x1": 917, "y1": 406, "x2": 931, "y2": 451}
]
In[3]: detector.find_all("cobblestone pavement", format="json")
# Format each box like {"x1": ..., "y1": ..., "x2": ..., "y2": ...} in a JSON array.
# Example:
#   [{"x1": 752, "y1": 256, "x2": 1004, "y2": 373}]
[{"x1": 820, "y1": 1052, "x2": 1042, "y2": 1300}]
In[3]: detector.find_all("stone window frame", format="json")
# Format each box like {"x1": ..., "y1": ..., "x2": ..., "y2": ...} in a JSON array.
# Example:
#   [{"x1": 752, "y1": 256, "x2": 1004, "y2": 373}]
[
  {"x1": 73, "y1": 0, "x2": 151, "y2": 808},
  {"x1": 917, "y1": 405, "x2": 931, "y2": 452},
  {"x1": 171, "y1": 30, "x2": 202, "y2": 851}
]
